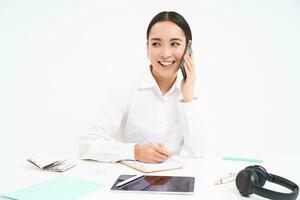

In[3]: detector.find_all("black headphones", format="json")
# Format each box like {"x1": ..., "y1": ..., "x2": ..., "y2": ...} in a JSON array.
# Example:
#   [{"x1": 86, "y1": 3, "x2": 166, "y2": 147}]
[{"x1": 236, "y1": 165, "x2": 299, "y2": 200}]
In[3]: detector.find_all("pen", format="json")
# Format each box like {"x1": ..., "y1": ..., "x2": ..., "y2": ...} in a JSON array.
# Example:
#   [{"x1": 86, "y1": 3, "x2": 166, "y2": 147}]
[
  {"x1": 43, "y1": 161, "x2": 61, "y2": 169},
  {"x1": 116, "y1": 174, "x2": 145, "y2": 187},
  {"x1": 136, "y1": 127, "x2": 170, "y2": 154},
  {"x1": 136, "y1": 127, "x2": 177, "y2": 161},
  {"x1": 136, "y1": 127, "x2": 153, "y2": 144}
]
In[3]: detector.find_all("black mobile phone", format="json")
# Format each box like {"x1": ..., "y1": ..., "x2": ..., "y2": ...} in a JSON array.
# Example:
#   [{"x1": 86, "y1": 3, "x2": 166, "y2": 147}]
[{"x1": 180, "y1": 44, "x2": 193, "y2": 80}]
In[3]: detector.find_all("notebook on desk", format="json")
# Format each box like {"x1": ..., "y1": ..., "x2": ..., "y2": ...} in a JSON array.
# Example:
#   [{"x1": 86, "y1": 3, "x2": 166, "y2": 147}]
[{"x1": 119, "y1": 158, "x2": 183, "y2": 173}]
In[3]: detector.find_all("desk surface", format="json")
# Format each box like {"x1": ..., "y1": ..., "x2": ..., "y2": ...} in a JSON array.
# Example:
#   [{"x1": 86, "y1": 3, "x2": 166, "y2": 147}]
[{"x1": 1, "y1": 155, "x2": 299, "y2": 200}]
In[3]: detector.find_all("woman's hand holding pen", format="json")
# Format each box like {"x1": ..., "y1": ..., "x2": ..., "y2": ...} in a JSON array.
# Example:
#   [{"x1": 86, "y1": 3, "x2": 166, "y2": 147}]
[
  {"x1": 181, "y1": 45, "x2": 196, "y2": 103},
  {"x1": 134, "y1": 143, "x2": 172, "y2": 163}
]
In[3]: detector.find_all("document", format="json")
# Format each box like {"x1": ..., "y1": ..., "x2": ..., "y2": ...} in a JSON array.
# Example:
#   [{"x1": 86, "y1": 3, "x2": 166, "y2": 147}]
[{"x1": 2, "y1": 176, "x2": 104, "y2": 200}]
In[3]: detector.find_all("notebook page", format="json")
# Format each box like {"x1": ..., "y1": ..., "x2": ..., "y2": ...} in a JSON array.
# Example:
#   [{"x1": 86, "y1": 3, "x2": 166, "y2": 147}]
[{"x1": 121, "y1": 157, "x2": 183, "y2": 173}]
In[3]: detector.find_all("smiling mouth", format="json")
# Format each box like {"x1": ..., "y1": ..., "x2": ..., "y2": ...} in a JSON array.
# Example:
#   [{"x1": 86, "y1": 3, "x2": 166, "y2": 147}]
[{"x1": 158, "y1": 61, "x2": 176, "y2": 67}]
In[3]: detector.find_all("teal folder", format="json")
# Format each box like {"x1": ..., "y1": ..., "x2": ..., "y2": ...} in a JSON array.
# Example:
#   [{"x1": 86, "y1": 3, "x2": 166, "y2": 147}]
[{"x1": 2, "y1": 176, "x2": 104, "y2": 200}]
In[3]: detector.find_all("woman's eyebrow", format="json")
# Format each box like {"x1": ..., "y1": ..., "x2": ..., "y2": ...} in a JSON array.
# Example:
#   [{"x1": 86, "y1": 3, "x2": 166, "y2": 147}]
[
  {"x1": 170, "y1": 38, "x2": 183, "y2": 42},
  {"x1": 150, "y1": 38, "x2": 161, "y2": 41},
  {"x1": 150, "y1": 38, "x2": 183, "y2": 42}
]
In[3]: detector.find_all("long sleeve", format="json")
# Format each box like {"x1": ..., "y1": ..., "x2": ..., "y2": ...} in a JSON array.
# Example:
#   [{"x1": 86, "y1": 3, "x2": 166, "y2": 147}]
[
  {"x1": 179, "y1": 97, "x2": 207, "y2": 158},
  {"x1": 78, "y1": 88, "x2": 136, "y2": 162}
]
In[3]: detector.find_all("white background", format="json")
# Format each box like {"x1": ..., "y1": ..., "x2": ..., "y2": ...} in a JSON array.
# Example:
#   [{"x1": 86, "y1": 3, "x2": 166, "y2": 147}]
[{"x1": 1, "y1": 0, "x2": 299, "y2": 160}]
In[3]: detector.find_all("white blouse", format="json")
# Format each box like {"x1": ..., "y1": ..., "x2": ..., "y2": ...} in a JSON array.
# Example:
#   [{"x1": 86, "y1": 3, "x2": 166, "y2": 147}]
[{"x1": 79, "y1": 67, "x2": 206, "y2": 162}]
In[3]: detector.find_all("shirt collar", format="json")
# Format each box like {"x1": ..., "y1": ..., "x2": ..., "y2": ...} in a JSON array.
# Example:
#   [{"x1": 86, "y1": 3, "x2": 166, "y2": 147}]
[{"x1": 138, "y1": 66, "x2": 181, "y2": 93}]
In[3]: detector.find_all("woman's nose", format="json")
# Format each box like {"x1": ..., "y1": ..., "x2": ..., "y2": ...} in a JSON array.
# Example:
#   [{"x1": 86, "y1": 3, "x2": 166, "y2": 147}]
[{"x1": 159, "y1": 47, "x2": 172, "y2": 58}]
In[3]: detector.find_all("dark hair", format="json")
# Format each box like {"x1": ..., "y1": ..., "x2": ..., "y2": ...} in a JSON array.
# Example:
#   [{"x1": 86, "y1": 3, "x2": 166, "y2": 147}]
[{"x1": 146, "y1": 11, "x2": 192, "y2": 44}]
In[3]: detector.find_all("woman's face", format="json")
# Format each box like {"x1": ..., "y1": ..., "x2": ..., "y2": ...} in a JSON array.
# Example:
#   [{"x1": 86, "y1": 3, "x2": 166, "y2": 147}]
[{"x1": 147, "y1": 21, "x2": 186, "y2": 79}]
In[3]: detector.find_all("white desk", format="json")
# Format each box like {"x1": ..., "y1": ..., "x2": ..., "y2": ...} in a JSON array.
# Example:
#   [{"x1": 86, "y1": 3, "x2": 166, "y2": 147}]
[{"x1": 1, "y1": 155, "x2": 299, "y2": 200}]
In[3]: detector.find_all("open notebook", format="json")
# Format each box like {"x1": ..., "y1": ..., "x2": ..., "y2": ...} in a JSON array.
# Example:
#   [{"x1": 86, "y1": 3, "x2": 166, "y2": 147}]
[
  {"x1": 27, "y1": 152, "x2": 76, "y2": 172},
  {"x1": 119, "y1": 157, "x2": 183, "y2": 173}
]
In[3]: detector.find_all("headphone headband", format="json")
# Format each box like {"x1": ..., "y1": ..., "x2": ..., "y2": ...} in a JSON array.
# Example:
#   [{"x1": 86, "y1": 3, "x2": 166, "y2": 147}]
[{"x1": 236, "y1": 165, "x2": 299, "y2": 200}]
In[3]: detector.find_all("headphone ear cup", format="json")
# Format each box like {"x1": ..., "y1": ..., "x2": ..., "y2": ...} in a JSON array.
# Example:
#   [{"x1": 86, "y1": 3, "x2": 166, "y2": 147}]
[
  {"x1": 245, "y1": 166, "x2": 267, "y2": 187},
  {"x1": 236, "y1": 168, "x2": 259, "y2": 196}
]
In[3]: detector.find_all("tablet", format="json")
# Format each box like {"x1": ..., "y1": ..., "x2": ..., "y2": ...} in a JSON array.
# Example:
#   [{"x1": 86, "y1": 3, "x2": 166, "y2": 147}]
[{"x1": 111, "y1": 175, "x2": 195, "y2": 194}]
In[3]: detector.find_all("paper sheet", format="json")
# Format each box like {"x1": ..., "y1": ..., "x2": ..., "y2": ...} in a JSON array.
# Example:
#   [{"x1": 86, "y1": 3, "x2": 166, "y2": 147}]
[{"x1": 2, "y1": 176, "x2": 104, "y2": 200}]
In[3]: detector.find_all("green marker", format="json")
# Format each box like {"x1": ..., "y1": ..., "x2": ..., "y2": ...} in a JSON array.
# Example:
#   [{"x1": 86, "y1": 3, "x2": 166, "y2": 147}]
[{"x1": 223, "y1": 156, "x2": 263, "y2": 163}]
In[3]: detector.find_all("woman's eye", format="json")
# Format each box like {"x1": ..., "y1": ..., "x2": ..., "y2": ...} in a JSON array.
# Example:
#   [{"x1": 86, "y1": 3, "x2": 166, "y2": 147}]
[
  {"x1": 171, "y1": 42, "x2": 180, "y2": 47},
  {"x1": 151, "y1": 42, "x2": 160, "y2": 47}
]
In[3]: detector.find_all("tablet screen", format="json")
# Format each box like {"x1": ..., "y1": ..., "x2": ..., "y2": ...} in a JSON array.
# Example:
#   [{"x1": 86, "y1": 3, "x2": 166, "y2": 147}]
[{"x1": 111, "y1": 175, "x2": 195, "y2": 194}]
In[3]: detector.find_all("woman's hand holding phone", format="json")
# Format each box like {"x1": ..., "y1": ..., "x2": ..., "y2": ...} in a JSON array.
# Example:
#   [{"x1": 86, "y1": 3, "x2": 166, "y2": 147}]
[{"x1": 180, "y1": 41, "x2": 196, "y2": 103}]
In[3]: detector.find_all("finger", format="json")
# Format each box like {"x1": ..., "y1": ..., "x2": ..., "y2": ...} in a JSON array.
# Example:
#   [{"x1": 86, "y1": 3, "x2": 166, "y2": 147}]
[
  {"x1": 153, "y1": 151, "x2": 168, "y2": 160},
  {"x1": 155, "y1": 143, "x2": 172, "y2": 156},
  {"x1": 185, "y1": 52, "x2": 195, "y2": 67},
  {"x1": 153, "y1": 155, "x2": 166, "y2": 163},
  {"x1": 184, "y1": 59, "x2": 192, "y2": 73},
  {"x1": 184, "y1": 62, "x2": 191, "y2": 78},
  {"x1": 184, "y1": 55, "x2": 194, "y2": 72},
  {"x1": 157, "y1": 143, "x2": 172, "y2": 155},
  {"x1": 157, "y1": 144, "x2": 171, "y2": 156},
  {"x1": 152, "y1": 143, "x2": 169, "y2": 156},
  {"x1": 184, "y1": 56, "x2": 196, "y2": 79},
  {"x1": 152, "y1": 146, "x2": 169, "y2": 159}
]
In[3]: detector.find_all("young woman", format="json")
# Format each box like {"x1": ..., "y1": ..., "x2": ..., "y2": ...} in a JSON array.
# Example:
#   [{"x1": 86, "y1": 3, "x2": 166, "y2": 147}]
[{"x1": 79, "y1": 11, "x2": 206, "y2": 163}]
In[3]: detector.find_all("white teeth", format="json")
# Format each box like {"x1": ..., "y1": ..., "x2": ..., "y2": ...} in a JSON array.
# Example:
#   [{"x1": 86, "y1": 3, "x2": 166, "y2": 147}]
[{"x1": 160, "y1": 61, "x2": 174, "y2": 66}]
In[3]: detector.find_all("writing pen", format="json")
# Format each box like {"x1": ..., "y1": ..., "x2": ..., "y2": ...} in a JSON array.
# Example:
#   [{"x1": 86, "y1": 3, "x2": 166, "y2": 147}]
[
  {"x1": 116, "y1": 174, "x2": 145, "y2": 187},
  {"x1": 136, "y1": 127, "x2": 154, "y2": 144},
  {"x1": 136, "y1": 127, "x2": 176, "y2": 160}
]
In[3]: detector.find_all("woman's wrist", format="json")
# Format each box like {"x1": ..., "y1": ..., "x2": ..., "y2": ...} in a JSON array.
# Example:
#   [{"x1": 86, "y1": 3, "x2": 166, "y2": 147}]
[
  {"x1": 181, "y1": 86, "x2": 195, "y2": 102},
  {"x1": 181, "y1": 93, "x2": 195, "y2": 102}
]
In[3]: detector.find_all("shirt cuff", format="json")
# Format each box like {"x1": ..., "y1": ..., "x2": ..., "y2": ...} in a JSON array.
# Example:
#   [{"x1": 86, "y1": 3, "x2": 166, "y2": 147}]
[
  {"x1": 179, "y1": 98, "x2": 203, "y2": 118},
  {"x1": 119, "y1": 143, "x2": 137, "y2": 161}
]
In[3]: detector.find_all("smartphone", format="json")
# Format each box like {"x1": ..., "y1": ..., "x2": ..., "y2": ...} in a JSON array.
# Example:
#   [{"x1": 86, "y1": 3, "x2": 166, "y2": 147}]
[{"x1": 180, "y1": 43, "x2": 193, "y2": 80}]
